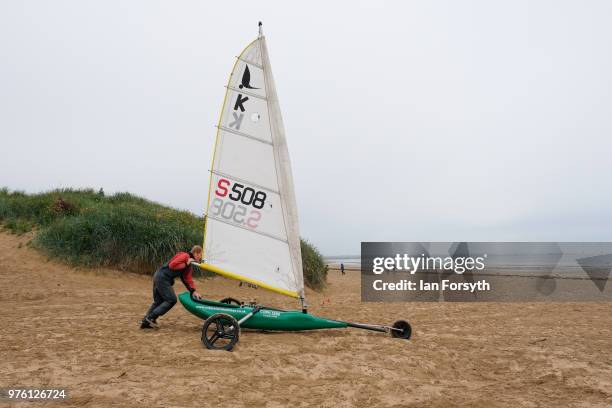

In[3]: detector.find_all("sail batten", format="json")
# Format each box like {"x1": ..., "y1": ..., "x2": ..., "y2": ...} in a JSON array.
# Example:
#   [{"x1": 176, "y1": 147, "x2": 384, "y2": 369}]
[
  {"x1": 225, "y1": 86, "x2": 267, "y2": 100},
  {"x1": 207, "y1": 214, "x2": 289, "y2": 243},
  {"x1": 237, "y1": 56, "x2": 263, "y2": 69},
  {"x1": 218, "y1": 126, "x2": 273, "y2": 146},
  {"x1": 203, "y1": 34, "x2": 305, "y2": 300}
]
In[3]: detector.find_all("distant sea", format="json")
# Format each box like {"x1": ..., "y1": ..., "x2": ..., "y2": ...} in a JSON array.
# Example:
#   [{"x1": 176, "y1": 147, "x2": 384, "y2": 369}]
[
  {"x1": 323, "y1": 256, "x2": 360, "y2": 268},
  {"x1": 324, "y1": 243, "x2": 612, "y2": 277}
]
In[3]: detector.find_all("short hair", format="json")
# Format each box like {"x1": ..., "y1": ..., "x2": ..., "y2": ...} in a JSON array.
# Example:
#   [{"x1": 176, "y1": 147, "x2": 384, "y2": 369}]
[{"x1": 191, "y1": 245, "x2": 203, "y2": 254}]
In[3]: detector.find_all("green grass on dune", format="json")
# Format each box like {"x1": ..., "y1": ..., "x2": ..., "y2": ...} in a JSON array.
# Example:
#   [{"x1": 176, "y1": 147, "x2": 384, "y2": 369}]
[
  {"x1": 301, "y1": 239, "x2": 328, "y2": 291},
  {"x1": 0, "y1": 188, "x2": 327, "y2": 290}
]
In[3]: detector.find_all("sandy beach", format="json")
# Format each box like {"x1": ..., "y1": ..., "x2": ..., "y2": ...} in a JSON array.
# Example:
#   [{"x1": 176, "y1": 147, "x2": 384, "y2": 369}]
[{"x1": 1, "y1": 231, "x2": 612, "y2": 407}]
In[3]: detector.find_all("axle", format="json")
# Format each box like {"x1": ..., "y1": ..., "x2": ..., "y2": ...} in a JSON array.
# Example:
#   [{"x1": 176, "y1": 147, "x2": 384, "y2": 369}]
[{"x1": 346, "y1": 321, "x2": 399, "y2": 333}]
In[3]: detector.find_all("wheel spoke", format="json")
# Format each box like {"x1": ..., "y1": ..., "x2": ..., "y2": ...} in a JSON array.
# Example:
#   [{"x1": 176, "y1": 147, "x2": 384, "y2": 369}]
[
  {"x1": 209, "y1": 322, "x2": 219, "y2": 332},
  {"x1": 209, "y1": 332, "x2": 220, "y2": 344}
]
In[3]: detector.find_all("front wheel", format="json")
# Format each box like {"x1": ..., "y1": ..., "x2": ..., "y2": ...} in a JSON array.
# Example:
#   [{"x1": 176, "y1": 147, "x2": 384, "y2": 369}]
[
  {"x1": 201, "y1": 313, "x2": 240, "y2": 351},
  {"x1": 390, "y1": 320, "x2": 412, "y2": 340}
]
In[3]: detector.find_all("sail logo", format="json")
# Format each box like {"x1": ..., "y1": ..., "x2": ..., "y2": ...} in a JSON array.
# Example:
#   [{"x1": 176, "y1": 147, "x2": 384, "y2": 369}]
[
  {"x1": 239, "y1": 65, "x2": 258, "y2": 89},
  {"x1": 234, "y1": 95, "x2": 249, "y2": 112},
  {"x1": 229, "y1": 112, "x2": 244, "y2": 130},
  {"x1": 229, "y1": 65, "x2": 258, "y2": 130}
]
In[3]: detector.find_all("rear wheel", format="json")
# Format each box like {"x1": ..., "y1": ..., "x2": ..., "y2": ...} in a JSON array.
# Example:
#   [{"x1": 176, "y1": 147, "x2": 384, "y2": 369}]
[
  {"x1": 391, "y1": 320, "x2": 412, "y2": 340},
  {"x1": 219, "y1": 297, "x2": 242, "y2": 306},
  {"x1": 201, "y1": 313, "x2": 240, "y2": 351}
]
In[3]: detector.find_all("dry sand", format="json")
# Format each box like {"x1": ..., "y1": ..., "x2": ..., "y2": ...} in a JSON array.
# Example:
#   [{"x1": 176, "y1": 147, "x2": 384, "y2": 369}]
[{"x1": 1, "y1": 231, "x2": 612, "y2": 407}]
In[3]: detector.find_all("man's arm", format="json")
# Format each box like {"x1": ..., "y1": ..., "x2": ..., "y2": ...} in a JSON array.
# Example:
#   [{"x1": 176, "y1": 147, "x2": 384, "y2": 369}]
[
  {"x1": 181, "y1": 269, "x2": 202, "y2": 299},
  {"x1": 170, "y1": 252, "x2": 201, "y2": 298},
  {"x1": 169, "y1": 252, "x2": 190, "y2": 270},
  {"x1": 180, "y1": 269, "x2": 196, "y2": 293}
]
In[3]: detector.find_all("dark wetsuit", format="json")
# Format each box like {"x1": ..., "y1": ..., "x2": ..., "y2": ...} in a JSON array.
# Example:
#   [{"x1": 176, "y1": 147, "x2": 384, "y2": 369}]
[{"x1": 144, "y1": 251, "x2": 197, "y2": 321}]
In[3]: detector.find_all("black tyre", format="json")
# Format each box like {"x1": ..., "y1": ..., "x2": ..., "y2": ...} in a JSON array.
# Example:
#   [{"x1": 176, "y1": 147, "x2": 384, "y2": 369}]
[
  {"x1": 219, "y1": 297, "x2": 242, "y2": 306},
  {"x1": 391, "y1": 320, "x2": 412, "y2": 340},
  {"x1": 201, "y1": 313, "x2": 240, "y2": 351}
]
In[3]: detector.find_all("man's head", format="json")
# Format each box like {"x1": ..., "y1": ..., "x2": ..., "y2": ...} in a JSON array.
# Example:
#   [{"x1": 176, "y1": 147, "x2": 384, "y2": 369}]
[{"x1": 191, "y1": 245, "x2": 203, "y2": 262}]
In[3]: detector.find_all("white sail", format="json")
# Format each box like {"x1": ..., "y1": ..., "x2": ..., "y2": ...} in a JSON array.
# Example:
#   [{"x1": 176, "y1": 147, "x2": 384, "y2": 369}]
[{"x1": 202, "y1": 31, "x2": 304, "y2": 300}]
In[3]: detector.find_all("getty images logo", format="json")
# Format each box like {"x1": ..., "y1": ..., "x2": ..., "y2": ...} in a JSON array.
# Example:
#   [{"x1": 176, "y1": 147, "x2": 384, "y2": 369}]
[{"x1": 372, "y1": 254, "x2": 487, "y2": 275}]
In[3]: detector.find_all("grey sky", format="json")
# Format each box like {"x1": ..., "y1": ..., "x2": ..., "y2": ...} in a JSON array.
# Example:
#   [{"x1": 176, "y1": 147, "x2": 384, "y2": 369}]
[{"x1": 1, "y1": 1, "x2": 611, "y2": 255}]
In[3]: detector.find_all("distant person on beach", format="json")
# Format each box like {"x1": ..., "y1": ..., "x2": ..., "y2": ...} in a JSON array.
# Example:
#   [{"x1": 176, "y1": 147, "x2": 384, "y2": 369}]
[
  {"x1": 341, "y1": 263, "x2": 345, "y2": 275},
  {"x1": 140, "y1": 246, "x2": 203, "y2": 329}
]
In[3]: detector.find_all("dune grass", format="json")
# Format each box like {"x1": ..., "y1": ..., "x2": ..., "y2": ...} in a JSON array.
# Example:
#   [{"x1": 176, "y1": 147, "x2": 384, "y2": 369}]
[
  {"x1": 300, "y1": 239, "x2": 328, "y2": 291},
  {"x1": 0, "y1": 188, "x2": 327, "y2": 290}
]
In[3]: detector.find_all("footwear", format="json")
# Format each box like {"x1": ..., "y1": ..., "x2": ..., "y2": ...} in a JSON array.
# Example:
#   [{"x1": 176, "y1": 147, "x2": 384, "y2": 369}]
[{"x1": 140, "y1": 317, "x2": 159, "y2": 329}]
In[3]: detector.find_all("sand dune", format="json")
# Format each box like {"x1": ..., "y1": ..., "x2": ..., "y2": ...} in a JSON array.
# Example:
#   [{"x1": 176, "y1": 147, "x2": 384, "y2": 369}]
[{"x1": 1, "y1": 231, "x2": 612, "y2": 407}]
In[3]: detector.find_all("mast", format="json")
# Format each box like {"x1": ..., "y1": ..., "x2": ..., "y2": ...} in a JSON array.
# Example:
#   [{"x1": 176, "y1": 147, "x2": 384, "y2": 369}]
[{"x1": 258, "y1": 22, "x2": 308, "y2": 311}]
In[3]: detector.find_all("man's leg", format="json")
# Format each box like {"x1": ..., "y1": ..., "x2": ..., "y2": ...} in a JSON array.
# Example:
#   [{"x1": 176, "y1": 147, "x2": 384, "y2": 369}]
[
  {"x1": 144, "y1": 284, "x2": 163, "y2": 319},
  {"x1": 147, "y1": 278, "x2": 177, "y2": 321},
  {"x1": 141, "y1": 282, "x2": 164, "y2": 328}
]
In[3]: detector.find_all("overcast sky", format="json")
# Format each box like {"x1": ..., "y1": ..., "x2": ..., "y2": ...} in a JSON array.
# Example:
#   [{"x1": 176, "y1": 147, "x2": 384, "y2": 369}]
[{"x1": 1, "y1": 1, "x2": 611, "y2": 255}]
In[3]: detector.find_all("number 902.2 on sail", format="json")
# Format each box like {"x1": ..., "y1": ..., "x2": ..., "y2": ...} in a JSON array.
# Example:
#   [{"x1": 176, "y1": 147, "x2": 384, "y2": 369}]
[{"x1": 211, "y1": 178, "x2": 266, "y2": 228}]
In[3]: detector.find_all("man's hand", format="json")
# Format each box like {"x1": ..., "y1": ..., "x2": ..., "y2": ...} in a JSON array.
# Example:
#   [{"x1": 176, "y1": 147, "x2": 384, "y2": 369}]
[
  {"x1": 192, "y1": 291, "x2": 202, "y2": 300},
  {"x1": 188, "y1": 258, "x2": 196, "y2": 266}
]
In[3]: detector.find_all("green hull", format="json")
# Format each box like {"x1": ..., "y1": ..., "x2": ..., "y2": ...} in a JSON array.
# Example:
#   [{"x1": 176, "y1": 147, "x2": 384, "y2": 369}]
[{"x1": 179, "y1": 292, "x2": 348, "y2": 331}]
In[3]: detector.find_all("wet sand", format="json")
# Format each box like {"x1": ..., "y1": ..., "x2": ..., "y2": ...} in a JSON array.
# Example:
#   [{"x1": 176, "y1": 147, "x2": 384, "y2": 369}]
[{"x1": 1, "y1": 231, "x2": 612, "y2": 407}]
